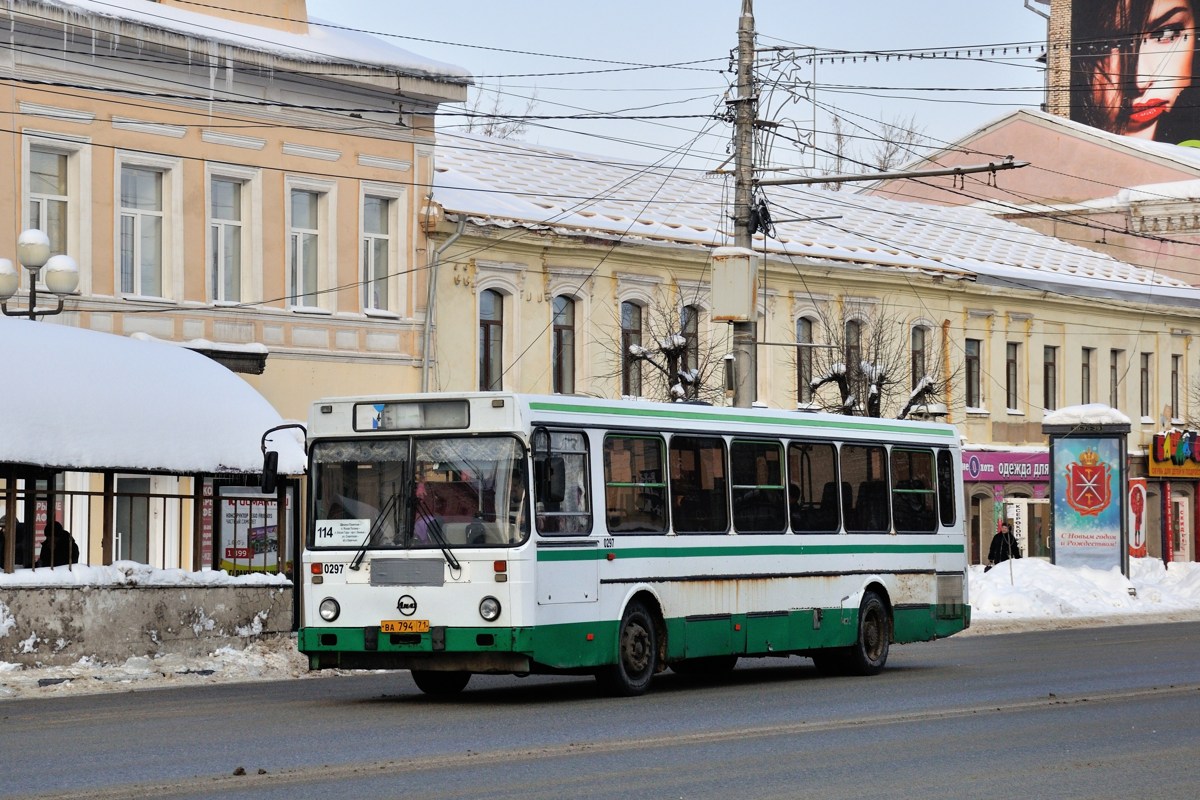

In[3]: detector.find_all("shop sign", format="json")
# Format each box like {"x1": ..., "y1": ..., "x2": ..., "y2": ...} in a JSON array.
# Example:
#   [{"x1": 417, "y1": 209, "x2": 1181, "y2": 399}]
[
  {"x1": 963, "y1": 451, "x2": 1050, "y2": 482},
  {"x1": 1148, "y1": 430, "x2": 1200, "y2": 478}
]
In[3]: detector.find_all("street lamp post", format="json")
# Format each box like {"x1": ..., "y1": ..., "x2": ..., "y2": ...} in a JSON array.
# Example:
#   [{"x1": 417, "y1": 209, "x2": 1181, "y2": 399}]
[{"x1": 0, "y1": 229, "x2": 79, "y2": 320}]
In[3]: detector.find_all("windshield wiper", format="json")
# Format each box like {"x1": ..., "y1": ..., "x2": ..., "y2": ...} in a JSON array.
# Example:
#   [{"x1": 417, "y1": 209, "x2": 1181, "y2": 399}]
[
  {"x1": 414, "y1": 491, "x2": 461, "y2": 571},
  {"x1": 349, "y1": 491, "x2": 400, "y2": 572}
]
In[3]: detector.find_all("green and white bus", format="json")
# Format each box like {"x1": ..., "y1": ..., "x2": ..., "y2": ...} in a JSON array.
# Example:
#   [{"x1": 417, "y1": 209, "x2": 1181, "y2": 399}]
[{"x1": 289, "y1": 392, "x2": 969, "y2": 696}]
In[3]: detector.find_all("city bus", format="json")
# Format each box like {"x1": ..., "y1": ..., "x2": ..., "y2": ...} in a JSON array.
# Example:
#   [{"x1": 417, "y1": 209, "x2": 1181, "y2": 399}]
[{"x1": 280, "y1": 392, "x2": 969, "y2": 696}]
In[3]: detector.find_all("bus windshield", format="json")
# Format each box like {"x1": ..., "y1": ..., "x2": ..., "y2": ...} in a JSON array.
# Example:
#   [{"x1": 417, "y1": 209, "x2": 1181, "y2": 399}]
[{"x1": 311, "y1": 436, "x2": 529, "y2": 549}]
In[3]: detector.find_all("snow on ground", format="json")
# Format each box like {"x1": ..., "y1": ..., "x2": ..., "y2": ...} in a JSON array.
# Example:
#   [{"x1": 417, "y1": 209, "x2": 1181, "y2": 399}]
[{"x1": 2, "y1": 558, "x2": 1200, "y2": 700}]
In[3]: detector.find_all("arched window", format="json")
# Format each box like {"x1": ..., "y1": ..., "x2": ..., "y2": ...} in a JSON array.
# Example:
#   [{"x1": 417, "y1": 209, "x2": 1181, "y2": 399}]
[
  {"x1": 797, "y1": 316, "x2": 814, "y2": 404},
  {"x1": 552, "y1": 295, "x2": 576, "y2": 394},
  {"x1": 621, "y1": 301, "x2": 643, "y2": 397},
  {"x1": 479, "y1": 289, "x2": 503, "y2": 391},
  {"x1": 682, "y1": 304, "x2": 700, "y2": 374},
  {"x1": 911, "y1": 325, "x2": 928, "y2": 390}
]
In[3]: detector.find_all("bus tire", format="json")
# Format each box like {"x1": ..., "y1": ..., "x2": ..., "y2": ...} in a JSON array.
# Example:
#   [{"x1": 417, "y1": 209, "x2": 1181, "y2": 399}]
[
  {"x1": 812, "y1": 591, "x2": 890, "y2": 677},
  {"x1": 596, "y1": 600, "x2": 657, "y2": 696},
  {"x1": 844, "y1": 591, "x2": 890, "y2": 676},
  {"x1": 411, "y1": 670, "x2": 471, "y2": 696}
]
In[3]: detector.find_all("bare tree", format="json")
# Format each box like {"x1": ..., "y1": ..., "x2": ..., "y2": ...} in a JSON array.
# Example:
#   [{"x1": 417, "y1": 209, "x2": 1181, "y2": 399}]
[
  {"x1": 804, "y1": 302, "x2": 949, "y2": 419},
  {"x1": 463, "y1": 83, "x2": 539, "y2": 140},
  {"x1": 820, "y1": 112, "x2": 930, "y2": 178},
  {"x1": 596, "y1": 289, "x2": 728, "y2": 404}
]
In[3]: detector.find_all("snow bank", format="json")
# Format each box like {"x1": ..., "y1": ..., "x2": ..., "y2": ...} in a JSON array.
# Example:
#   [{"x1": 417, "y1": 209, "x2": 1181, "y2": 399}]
[{"x1": 0, "y1": 562, "x2": 290, "y2": 588}]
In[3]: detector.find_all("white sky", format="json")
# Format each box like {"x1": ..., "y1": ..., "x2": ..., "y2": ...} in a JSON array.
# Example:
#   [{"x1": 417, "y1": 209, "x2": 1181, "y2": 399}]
[
  {"x1": 307, "y1": 0, "x2": 1051, "y2": 168},
  {"x1": 3, "y1": 557, "x2": 1200, "y2": 698}
]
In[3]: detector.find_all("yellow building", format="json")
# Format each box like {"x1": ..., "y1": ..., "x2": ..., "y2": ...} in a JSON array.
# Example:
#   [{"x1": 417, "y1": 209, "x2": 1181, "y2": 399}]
[
  {"x1": 0, "y1": 0, "x2": 467, "y2": 569},
  {"x1": 426, "y1": 132, "x2": 1200, "y2": 564}
]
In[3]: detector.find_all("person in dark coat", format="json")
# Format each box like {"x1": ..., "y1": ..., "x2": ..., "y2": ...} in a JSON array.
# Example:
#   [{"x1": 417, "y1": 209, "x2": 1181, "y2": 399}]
[
  {"x1": 1, "y1": 516, "x2": 34, "y2": 569},
  {"x1": 987, "y1": 521, "x2": 1022, "y2": 569},
  {"x1": 36, "y1": 521, "x2": 80, "y2": 568}
]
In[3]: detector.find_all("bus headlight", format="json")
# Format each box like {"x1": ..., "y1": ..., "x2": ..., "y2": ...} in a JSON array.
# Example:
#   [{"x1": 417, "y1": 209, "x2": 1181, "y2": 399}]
[
  {"x1": 479, "y1": 596, "x2": 501, "y2": 622},
  {"x1": 318, "y1": 597, "x2": 340, "y2": 622}
]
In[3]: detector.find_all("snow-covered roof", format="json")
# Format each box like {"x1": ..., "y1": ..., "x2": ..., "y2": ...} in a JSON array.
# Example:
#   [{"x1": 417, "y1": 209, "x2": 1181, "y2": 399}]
[
  {"x1": 432, "y1": 133, "x2": 1200, "y2": 306},
  {"x1": 22, "y1": 0, "x2": 470, "y2": 82},
  {"x1": 1043, "y1": 404, "x2": 1133, "y2": 428},
  {"x1": 0, "y1": 317, "x2": 305, "y2": 474}
]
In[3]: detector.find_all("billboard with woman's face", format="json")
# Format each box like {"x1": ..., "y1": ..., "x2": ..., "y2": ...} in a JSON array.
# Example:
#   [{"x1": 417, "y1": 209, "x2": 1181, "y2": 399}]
[{"x1": 1071, "y1": 0, "x2": 1200, "y2": 145}]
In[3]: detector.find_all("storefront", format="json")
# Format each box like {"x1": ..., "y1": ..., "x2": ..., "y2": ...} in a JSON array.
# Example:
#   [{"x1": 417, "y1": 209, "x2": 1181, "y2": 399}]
[
  {"x1": 1145, "y1": 431, "x2": 1200, "y2": 563},
  {"x1": 962, "y1": 449, "x2": 1051, "y2": 565}
]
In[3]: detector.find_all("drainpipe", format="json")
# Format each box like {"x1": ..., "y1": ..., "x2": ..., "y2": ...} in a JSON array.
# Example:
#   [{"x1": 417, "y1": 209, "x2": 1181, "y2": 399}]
[{"x1": 421, "y1": 217, "x2": 467, "y2": 392}]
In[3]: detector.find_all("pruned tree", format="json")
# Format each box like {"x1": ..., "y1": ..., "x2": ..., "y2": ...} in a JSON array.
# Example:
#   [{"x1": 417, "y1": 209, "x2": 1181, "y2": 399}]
[
  {"x1": 821, "y1": 112, "x2": 930, "y2": 179},
  {"x1": 804, "y1": 302, "x2": 950, "y2": 419},
  {"x1": 463, "y1": 83, "x2": 539, "y2": 140},
  {"x1": 597, "y1": 288, "x2": 728, "y2": 405}
]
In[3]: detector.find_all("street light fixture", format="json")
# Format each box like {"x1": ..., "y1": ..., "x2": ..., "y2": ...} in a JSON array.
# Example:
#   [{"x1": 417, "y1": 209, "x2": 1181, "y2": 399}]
[{"x1": 0, "y1": 229, "x2": 79, "y2": 320}]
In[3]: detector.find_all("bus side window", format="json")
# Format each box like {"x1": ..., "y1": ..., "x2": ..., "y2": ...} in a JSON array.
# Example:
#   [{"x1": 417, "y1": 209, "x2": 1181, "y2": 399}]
[
  {"x1": 604, "y1": 435, "x2": 668, "y2": 534},
  {"x1": 669, "y1": 435, "x2": 729, "y2": 534},
  {"x1": 936, "y1": 448, "x2": 957, "y2": 527},
  {"x1": 891, "y1": 448, "x2": 937, "y2": 533},
  {"x1": 731, "y1": 439, "x2": 786, "y2": 533},
  {"x1": 788, "y1": 441, "x2": 840, "y2": 533},
  {"x1": 842, "y1": 443, "x2": 890, "y2": 534},
  {"x1": 536, "y1": 431, "x2": 591, "y2": 535}
]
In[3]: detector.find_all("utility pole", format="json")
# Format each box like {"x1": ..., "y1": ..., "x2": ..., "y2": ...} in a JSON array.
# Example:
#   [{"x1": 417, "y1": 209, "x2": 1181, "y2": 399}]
[{"x1": 731, "y1": 0, "x2": 757, "y2": 408}]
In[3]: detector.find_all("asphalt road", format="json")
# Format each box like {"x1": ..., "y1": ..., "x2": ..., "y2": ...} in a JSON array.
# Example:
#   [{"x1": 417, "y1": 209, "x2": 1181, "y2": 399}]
[{"x1": 3, "y1": 622, "x2": 1199, "y2": 799}]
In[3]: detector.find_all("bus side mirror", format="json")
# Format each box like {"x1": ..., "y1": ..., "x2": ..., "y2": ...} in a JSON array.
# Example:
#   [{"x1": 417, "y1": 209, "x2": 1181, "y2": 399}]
[{"x1": 261, "y1": 450, "x2": 279, "y2": 495}]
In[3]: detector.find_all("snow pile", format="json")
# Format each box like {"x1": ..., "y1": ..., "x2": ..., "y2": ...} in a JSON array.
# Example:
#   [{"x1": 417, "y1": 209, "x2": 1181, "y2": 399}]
[
  {"x1": 0, "y1": 562, "x2": 290, "y2": 587},
  {"x1": 970, "y1": 557, "x2": 1200, "y2": 627}
]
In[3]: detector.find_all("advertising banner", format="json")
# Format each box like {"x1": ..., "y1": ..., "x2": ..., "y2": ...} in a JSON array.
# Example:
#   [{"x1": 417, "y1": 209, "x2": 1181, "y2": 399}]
[
  {"x1": 1069, "y1": 1, "x2": 1200, "y2": 147},
  {"x1": 1053, "y1": 437, "x2": 1122, "y2": 570},
  {"x1": 217, "y1": 487, "x2": 292, "y2": 575},
  {"x1": 1128, "y1": 477, "x2": 1148, "y2": 558}
]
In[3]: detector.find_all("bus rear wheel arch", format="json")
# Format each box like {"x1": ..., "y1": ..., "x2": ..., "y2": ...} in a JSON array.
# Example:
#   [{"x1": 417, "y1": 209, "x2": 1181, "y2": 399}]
[{"x1": 812, "y1": 588, "x2": 891, "y2": 677}]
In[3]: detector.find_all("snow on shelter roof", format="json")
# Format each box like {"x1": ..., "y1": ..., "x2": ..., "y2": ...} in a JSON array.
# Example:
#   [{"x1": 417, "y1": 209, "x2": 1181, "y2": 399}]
[
  {"x1": 22, "y1": 0, "x2": 470, "y2": 82},
  {"x1": 0, "y1": 317, "x2": 304, "y2": 474},
  {"x1": 432, "y1": 133, "x2": 1200, "y2": 306}
]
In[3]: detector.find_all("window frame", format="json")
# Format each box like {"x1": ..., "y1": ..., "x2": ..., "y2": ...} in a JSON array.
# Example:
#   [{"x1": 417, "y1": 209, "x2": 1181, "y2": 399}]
[
  {"x1": 730, "y1": 438, "x2": 787, "y2": 534},
  {"x1": 1043, "y1": 345, "x2": 1058, "y2": 411},
  {"x1": 911, "y1": 325, "x2": 928, "y2": 391},
  {"x1": 552, "y1": 295, "x2": 576, "y2": 395},
  {"x1": 205, "y1": 163, "x2": 261, "y2": 306},
  {"x1": 1140, "y1": 352, "x2": 1153, "y2": 419},
  {"x1": 668, "y1": 434, "x2": 729, "y2": 535},
  {"x1": 479, "y1": 288, "x2": 505, "y2": 391},
  {"x1": 621, "y1": 300, "x2": 644, "y2": 397},
  {"x1": 965, "y1": 338, "x2": 982, "y2": 409},
  {"x1": 603, "y1": 434, "x2": 668, "y2": 534},
  {"x1": 1081, "y1": 347, "x2": 1094, "y2": 406},
  {"x1": 359, "y1": 181, "x2": 409, "y2": 316},
  {"x1": 797, "y1": 316, "x2": 815, "y2": 405},
  {"x1": 1005, "y1": 342, "x2": 1020, "y2": 411},
  {"x1": 116, "y1": 153, "x2": 183, "y2": 300},
  {"x1": 23, "y1": 133, "x2": 91, "y2": 295},
  {"x1": 284, "y1": 175, "x2": 337, "y2": 312}
]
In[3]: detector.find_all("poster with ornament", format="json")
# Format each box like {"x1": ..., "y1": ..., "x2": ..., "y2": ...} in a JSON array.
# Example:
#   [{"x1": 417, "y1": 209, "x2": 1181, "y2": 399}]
[{"x1": 1052, "y1": 437, "x2": 1122, "y2": 571}]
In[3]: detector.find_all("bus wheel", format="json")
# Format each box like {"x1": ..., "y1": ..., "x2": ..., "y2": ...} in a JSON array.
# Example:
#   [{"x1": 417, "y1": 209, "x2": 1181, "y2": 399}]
[
  {"x1": 596, "y1": 601, "x2": 657, "y2": 696},
  {"x1": 845, "y1": 591, "x2": 890, "y2": 676},
  {"x1": 812, "y1": 592, "x2": 890, "y2": 677},
  {"x1": 411, "y1": 670, "x2": 471, "y2": 696}
]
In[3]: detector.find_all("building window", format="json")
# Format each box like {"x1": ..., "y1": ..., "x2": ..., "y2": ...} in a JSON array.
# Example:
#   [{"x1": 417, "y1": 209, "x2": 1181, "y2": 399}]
[
  {"x1": 210, "y1": 177, "x2": 243, "y2": 303},
  {"x1": 1043, "y1": 346, "x2": 1058, "y2": 411},
  {"x1": 289, "y1": 189, "x2": 321, "y2": 306},
  {"x1": 1110, "y1": 349, "x2": 1123, "y2": 409},
  {"x1": 845, "y1": 319, "x2": 863, "y2": 380},
  {"x1": 1140, "y1": 352, "x2": 1152, "y2": 418},
  {"x1": 797, "y1": 316, "x2": 814, "y2": 404},
  {"x1": 681, "y1": 304, "x2": 701, "y2": 375},
  {"x1": 911, "y1": 326, "x2": 928, "y2": 390},
  {"x1": 621, "y1": 301, "x2": 643, "y2": 397},
  {"x1": 1081, "y1": 347, "x2": 1094, "y2": 405},
  {"x1": 1172, "y1": 354, "x2": 1181, "y2": 419},
  {"x1": 552, "y1": 295, "x2": 575, "y2": 394},
  {"x1": 362, "y1": 195, "x2": 392, "y2": 311},
  {"x1": 29, "y1": 148, "x2": 69, "y2": 255},
  {"x1": 1006, "y1": 342, "x2": 1020, "y2": 410},
  {"x1": 120, "y1": 165, "x2": 164, "y2": 297},
  {"x1": 965, "y1": 338, "x2": 981, "y2": 408},
  {"x1": 479, "y1": 289, "x2": 504, "y2": 391}
]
